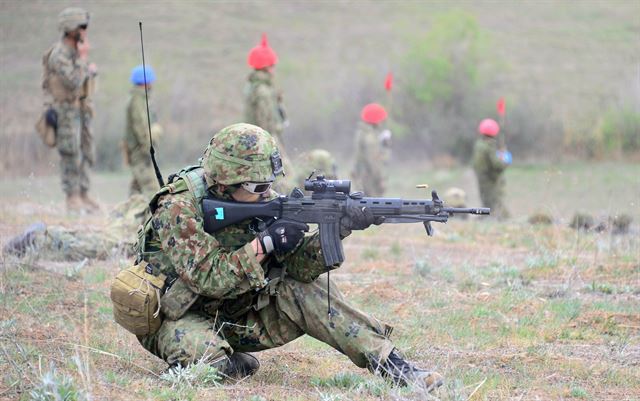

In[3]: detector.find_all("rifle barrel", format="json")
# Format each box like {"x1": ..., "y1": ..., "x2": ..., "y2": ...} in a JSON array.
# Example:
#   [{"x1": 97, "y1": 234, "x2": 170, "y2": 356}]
[{"x1": 442, "y1": 207, "x2": 491, "y2": 215}]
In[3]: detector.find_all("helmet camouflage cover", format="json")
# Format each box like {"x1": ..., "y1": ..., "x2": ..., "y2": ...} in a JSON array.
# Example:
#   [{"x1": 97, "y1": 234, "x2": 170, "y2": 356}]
[
  {"x1": 202, "y1": 123, "x2": 283, "y2": 187},
  {"x1": 306, "y1": 149, "x2": 337, "y2": 179},
  {"x1": 58, "y1": 7, "x2": 90, "y2": 33}
]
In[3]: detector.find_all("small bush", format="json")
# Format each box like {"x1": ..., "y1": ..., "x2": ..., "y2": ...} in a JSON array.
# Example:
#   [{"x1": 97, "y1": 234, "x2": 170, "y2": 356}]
[
  {"x1": 30, "y1": 365, "x2": 85, "y2": 401},
  {"x1": 160, "y1": 363, "x2": 222, "y2": 389}
]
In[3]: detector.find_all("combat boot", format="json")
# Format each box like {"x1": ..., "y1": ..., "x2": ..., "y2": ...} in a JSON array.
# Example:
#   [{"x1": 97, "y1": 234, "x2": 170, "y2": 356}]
[
  {"x1": 3, "y1": 222, "x2": 47, "y2": 257},
  {"x1": 369, "y1": 349, "x2": 443, "y2": 391},
  {"x1": 80, "y1": 191, "x2": 100, "y2": 213},
  {"x1": 66, "y1": 193, "x2": 84, "y2": 213},
  {"x1": 222, "y1": 352, "x2": 260, "y2": 379}
]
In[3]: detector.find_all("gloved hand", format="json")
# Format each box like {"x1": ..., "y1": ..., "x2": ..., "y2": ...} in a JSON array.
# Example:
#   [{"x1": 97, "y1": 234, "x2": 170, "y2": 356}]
[
  {"x1": 340, "y1": 206, "x2": 385, "y2": 239},
  {"x1": 258, "y1": 219, "x2": 309, "y2": 255}
]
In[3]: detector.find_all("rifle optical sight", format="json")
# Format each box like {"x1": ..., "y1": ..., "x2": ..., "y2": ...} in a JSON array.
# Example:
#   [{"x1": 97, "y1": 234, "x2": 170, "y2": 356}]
[{"x1": 304, "y1": 177, "x2": 351, "y2": 194}]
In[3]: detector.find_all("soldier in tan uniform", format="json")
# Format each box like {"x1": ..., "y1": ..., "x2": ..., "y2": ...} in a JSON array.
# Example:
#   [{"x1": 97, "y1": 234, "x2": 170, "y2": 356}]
[
  {"x1": 41, "y1": 7, "x2": 99, "y2": 212},
  {"x1": 123, "y1": 65, "x2": 163, "y2": 197},
  {"x1": 352, "y1": 103, "x2": 392, "y2": 197}
]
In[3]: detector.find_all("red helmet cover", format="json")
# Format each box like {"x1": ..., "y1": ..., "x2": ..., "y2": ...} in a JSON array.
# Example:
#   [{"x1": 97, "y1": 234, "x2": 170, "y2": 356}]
[
  {"x1": 478, "y1": 118, "x2": 500, "y2": 136},
  {"x1": 361, "y1": 103, "x2": 387, "y2": 124},
  {"x1": 248, "y1": 33, "x2": 278, "y2": 69}
]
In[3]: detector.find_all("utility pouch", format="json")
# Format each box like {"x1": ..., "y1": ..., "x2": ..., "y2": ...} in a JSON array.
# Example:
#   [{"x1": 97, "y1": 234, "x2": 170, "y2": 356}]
[
  {"x1": 110, "y1": 261, "x2": 166, "y2": 336},
  {"x1": 35, "y1": 107, "x2": 57, "y2": 148},
  {"x1": 160, "y1": 279, "x2": 199, "y2": 321}
]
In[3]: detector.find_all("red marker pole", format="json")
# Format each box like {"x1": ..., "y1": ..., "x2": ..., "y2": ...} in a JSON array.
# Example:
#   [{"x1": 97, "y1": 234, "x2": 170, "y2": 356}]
[
  {"x1": 385, "y1": 71, "x2": 393, "y2": 119},
  {"x1": 497, "y1": 97, "x2": 506, "y2": 150}
]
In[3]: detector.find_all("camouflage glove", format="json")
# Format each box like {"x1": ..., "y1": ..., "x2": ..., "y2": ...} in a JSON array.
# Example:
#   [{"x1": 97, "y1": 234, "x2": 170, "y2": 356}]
[
  {"x1": 258, "y1": 219, "x2": 309, "y2": 255},
  {"x1": 340, "y1": 206, "x2": 384, "y2": 239}
]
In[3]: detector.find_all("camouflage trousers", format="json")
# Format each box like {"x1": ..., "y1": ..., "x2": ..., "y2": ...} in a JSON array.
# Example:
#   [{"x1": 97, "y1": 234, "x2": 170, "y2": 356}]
[
  {"x1": 32, "y1": 225, "x2": 131, "y2": 261},
  {"x1": 353, "y1": 167, "x2": 385, "y2": 197},
  {"x1": 54, "y1": 103, "x2": 90, "y2": 196},
  {"x1": 139, "y1": 275, "x2": 395, "y2": 369},
  {"x1": 129, "y1": 156, "x2": 159, "y2": 197},
  {"x1": 477, "y1": 176, "x2": 510, "y2": 220}
]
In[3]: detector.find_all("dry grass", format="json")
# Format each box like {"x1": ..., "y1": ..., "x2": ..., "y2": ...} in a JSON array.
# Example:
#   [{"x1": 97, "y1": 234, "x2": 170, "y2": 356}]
[{"x1": 1, "y1": 164, "x2": 638, "y2": 400}]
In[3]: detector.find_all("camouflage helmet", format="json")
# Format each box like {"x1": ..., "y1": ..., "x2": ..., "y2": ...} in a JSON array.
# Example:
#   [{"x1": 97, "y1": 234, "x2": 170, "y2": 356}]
[
  {"x1": 444, "y1": 187, "x2": 466, "y2": 208},
  {"x1": 202, "y1": 123, "x2": 283, "y2": 187},
  {"x1": 58, "y1": 7, "x2": 90, "y2": 33},
  {"x1": 305, "y1": 149, "x2": 337, "y2": 179}
]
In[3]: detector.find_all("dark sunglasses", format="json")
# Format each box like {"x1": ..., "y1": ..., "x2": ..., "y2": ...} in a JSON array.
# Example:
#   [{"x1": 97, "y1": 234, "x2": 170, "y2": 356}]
[{"x1": 79, "y1": 24, "x2": 88, "y2": 30}]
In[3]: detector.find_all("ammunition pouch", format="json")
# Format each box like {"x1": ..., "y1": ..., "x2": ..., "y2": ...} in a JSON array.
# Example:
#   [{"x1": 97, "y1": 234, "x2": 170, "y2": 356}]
[{"x1": 110, "y1": 261, "x2": 166, "y2": 336}]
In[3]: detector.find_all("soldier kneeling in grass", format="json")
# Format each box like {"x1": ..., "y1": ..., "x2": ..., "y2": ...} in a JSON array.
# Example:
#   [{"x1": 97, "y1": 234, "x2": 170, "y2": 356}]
[{"x1": 111, "y1": 123, "x2": 443, "y2": 391}]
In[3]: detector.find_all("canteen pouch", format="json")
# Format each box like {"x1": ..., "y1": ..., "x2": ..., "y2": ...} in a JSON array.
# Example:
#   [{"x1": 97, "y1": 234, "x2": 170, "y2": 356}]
[{"x1": 110, "y1": 261, "x2": 166, "y2": 336}]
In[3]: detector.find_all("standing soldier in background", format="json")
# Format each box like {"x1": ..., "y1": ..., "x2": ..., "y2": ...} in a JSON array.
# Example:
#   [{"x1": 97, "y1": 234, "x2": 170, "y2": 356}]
[
  {"x1": 244, "y1": 34, "x2": 293, "y2": 193},
  {"x1": 244, "y1": 33, "x2": 287, "y2": 145},
  {"x1": 41, "y1": 7, "x2": 99, "y2": 213},
  {"x1": 352, "y1": 103, "x2": 392, "y2": 197},
  {"x1": 123, "y1": 65, "x2": 163, "y2": 197},
  {"x1": 472, "y1": 118, "x2": 512, "y2": 219}
]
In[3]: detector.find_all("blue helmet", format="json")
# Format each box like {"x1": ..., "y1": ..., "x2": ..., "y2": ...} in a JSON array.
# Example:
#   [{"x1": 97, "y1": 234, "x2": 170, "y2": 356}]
[{"x1": 130, "y1": 65, "x2": 156, "y2": 85}]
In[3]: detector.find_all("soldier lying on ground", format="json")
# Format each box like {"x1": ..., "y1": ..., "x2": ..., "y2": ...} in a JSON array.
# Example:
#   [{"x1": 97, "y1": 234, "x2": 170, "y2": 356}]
[
  {"x1": 121, "y1": 123, "x2": 443, "y2": 390},
  {"x1": 3, "y1": 195, "x2": 147, "y2": 260}
]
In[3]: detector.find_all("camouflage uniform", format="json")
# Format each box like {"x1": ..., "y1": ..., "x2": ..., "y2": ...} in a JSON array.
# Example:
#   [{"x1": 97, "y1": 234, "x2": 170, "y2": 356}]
[
  {"x1": 352, "y1": 122, "x2": 388, "y2": 197},
  {"x1": 137, "y1": 124, "x2": 395, "y2": 370},
  {"x1": 243, "y1": 69, "x2": 293, "y2": 194},
  {"x1": 42, "y1": 40, "x2": 91, "y2": 197},
  {"x1": 7, "y1": 195, "x2": 148, "y2": 261},
  {"x1": 125, "y1": 86, "x2": 162, "y2": 196},
  {"x1": 472, "y1": 136, "x2": 510, "y2": 219},
  {"x1": 80, "y1": 72, "x2": 96, "y2": 181},
  {"x1": 244, "y1": 69, "x2": 286, "y2": 143}
]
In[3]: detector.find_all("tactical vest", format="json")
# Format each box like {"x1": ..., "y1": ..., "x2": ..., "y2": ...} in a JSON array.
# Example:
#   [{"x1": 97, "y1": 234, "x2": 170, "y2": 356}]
[
  {"x1": 137, "y1": 165, "x2": 207, "y2": 263},
  {"x1": 41, "y1": 43, "x2": 83, "y2": 104},
  {"x1": 135, "y1": 166, "x2": 208, "y2": 321},
  {"x1": 134, "y1": 165, "x2": 277, "y2": 320}
]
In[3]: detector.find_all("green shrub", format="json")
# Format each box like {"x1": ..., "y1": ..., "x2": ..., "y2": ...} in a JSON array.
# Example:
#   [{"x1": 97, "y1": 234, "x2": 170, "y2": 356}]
[{"x1": 601, "y1": 106, "x2": 640, "y2": 155}]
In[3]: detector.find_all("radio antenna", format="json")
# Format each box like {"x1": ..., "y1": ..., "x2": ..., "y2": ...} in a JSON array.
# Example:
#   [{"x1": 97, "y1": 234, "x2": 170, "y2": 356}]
[{"x1": 139, "y1": 21, "x2": 164, "y2": 187}]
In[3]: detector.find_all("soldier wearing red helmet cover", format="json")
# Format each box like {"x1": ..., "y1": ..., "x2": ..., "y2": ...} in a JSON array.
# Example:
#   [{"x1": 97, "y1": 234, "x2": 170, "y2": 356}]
[
  {"x1": 351, "y1": 103, "x2": 392, "y2": 196},
  {"x1": 243, "y1": 34, "x2": 293, "y2": 192},
  {"x1": 472, "y1": 118, "x2": 511, "y2": 219},
  {"x1": 244, "y1": 34, "x2": 286, "y2": 143}
]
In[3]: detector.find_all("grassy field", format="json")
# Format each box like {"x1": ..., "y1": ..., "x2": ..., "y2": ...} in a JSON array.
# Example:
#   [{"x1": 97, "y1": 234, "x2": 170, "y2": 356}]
[{"x1": 0, "y1": 162, "x2": 638, "y2": 400}]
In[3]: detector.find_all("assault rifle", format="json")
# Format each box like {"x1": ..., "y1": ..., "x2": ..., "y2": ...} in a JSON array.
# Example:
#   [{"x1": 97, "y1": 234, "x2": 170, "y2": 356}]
[{"x1": 203, "y1": 176, "x2": 490, "y2": 267}]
